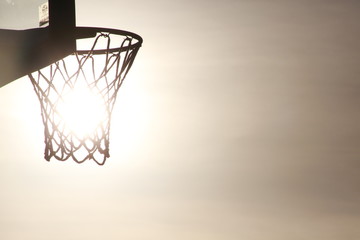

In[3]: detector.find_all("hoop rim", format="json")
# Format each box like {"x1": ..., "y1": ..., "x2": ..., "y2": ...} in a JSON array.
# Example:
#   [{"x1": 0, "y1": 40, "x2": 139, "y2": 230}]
[{"x1": 74, "y1": 27, "x2": 143, "y2": 55}]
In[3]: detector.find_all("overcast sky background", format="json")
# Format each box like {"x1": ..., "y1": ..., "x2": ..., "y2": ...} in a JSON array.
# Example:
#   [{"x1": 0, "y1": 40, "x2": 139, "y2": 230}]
[{"x1": 0, "y1": 0, "x2": 359, "y2": 239}]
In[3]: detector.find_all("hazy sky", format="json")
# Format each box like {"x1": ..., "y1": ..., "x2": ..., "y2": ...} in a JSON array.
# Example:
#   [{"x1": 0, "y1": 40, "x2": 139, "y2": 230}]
[{"x1": 0, "y1": 0, "x2": 359, "y2": 239}]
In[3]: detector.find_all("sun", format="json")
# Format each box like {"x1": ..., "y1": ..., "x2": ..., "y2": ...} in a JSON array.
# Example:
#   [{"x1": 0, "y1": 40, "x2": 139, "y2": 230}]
[{"x1": 56, "y1": 82, "x2": 107, "y2": 139}]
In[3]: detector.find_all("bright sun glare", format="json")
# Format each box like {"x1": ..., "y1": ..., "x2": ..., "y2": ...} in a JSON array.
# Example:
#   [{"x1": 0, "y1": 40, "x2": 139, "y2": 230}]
[{"x1": 57, "y1": 83, "x2": 106, "y2": 139}]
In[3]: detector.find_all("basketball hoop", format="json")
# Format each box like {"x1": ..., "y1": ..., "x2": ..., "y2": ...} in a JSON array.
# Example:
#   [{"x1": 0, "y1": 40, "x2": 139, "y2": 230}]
[{"x1": 28, "y1": 27, "x2": 143, "y2": 165}]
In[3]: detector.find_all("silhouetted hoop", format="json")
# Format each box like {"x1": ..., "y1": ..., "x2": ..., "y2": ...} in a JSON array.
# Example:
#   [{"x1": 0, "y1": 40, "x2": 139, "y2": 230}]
[
  {"x1": 28, "y1": 27, "x2": 143, "y2": 165},
  {"x1": 75, "y1": 27, "x2": 143, "y2": 54}
]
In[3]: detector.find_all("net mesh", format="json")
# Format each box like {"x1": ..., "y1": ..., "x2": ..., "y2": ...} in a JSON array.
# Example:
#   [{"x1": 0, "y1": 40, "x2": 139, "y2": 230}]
[{"x1": 28, "y1": 30, "x2": 141, "y2": 165}]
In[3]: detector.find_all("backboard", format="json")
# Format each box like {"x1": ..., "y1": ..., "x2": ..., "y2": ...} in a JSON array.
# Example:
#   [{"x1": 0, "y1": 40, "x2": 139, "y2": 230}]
[
  {"x1": 0, "y1": 0, "x2": 48, "y2": 30},
  {"x1": 0, "y1": 0, "x2": 76, "y2": 88}
]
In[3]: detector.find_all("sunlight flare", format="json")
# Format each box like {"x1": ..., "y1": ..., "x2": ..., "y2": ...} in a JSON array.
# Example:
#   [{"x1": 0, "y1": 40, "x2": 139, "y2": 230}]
[{"x1": 56, "y1": 82, "x2": 106, "y2": 139}]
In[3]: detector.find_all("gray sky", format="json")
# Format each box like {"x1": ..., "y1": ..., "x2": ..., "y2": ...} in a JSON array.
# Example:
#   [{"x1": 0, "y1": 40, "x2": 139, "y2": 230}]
[{"x1": 0, "y1": 0, "x2": 359, "y2": 239}]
